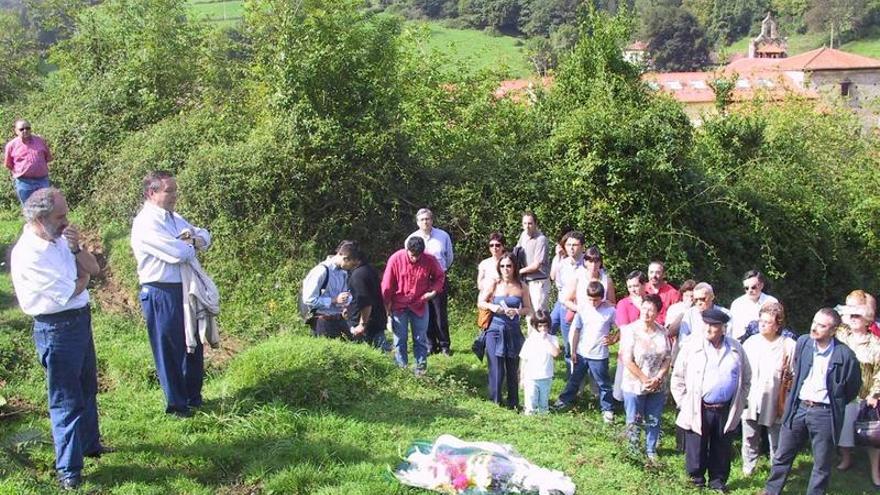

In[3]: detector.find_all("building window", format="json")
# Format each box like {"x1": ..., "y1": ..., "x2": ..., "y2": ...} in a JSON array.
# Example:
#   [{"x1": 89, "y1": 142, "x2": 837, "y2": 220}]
[{"x1": 841, "y1": 81, "x2": 852, "y2": 97}]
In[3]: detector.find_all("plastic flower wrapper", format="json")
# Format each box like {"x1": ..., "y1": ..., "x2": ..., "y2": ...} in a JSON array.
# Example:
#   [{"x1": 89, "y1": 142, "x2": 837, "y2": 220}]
[{"x1": 394, "y1": 434, "x2": 575, "y2": 495}]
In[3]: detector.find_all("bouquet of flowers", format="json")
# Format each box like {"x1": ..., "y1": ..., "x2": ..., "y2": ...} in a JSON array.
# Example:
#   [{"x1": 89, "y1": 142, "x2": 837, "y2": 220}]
[{"x1": 394, "y1": 434, "x2": 575, "y2": 495}]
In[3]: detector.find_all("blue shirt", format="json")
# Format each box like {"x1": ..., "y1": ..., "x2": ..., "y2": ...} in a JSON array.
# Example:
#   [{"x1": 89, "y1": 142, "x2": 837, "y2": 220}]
[
  {"x1": 702, "y1": 338, "x2": 741, "y2": 404},
  {"x1": 798, "y1": 339, "x2": 835, "y2": 404},
  {"x1": 301, "y1": 257, "x2": 350, "y2": 316}
]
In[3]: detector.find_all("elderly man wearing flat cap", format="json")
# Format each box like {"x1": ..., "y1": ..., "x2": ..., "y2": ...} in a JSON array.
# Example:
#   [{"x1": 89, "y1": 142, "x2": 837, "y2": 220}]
[{"x1": 672, "y1": 307, "x2": 751, "y2": 493}]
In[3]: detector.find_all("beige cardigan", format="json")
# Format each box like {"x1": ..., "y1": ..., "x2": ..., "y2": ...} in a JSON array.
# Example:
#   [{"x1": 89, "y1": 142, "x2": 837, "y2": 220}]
[{"x1": 671, "y1": 336, "x2": 751, "y2": 435}]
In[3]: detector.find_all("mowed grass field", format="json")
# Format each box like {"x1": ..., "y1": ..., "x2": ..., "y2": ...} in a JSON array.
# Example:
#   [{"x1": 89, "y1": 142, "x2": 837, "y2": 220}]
[
  {"x1": 187, "y1": 0, "x2": 243, "y2": 26},
  {"x1": 1, "y1": 209, "x2": 878, "y2": 494}
]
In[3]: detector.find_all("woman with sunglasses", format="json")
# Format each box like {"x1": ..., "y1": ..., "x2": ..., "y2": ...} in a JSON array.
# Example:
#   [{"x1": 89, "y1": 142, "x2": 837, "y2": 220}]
[
  {"x1": 477, "y1": 252, "x2": 533, "y2": 409},
  {"x1": 477, "y1": 232, "x2": 506, "y2": 291}
]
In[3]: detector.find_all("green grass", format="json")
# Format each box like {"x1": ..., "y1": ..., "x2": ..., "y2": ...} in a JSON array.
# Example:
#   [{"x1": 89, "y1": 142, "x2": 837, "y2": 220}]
[
  {"x1": 414, "y1": 21, "x2": 532, "y2": 78},
  {"x1": 0, "y1": 213, "x2": 877, "y2": 494},
  {"x1": 186, "y1": 0, "x2": 243, "y2": 26}
]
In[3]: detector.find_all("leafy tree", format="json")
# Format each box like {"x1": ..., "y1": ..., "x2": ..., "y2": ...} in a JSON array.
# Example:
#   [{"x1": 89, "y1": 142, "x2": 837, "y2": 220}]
[
  {"x1": 0, "y1": 11, "x2": 40, "y2": 102},
  {"x1": 643, "y1": 6, "x2": 710, "y2": 71},
  {"x1": 707, "y1": 0, "x2": 768, "y2": 44},
  {"x1": 805, "y1": 0, "x2": 868, "y2": 45}
]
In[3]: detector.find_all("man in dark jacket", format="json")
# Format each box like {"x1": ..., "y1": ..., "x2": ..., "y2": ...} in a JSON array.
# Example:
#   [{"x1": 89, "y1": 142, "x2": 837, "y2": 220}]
[
  {"x1": 762, "y1": 308, "x2": 862, "y2": 495},
  {"x1": 347, "y1": 247, "x2": 388, "y2": 350}
]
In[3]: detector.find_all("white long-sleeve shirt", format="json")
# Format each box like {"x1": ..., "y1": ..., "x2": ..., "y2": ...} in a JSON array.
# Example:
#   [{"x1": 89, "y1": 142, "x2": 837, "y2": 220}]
[
  {"x1": 407, "y1": 227, "x2": 453, "y2": 272},
  {"x1": 11, "y1": 225, "x2": 89, "y2": 315},
  {"x1": 131, "y1": 201, "x2": 211, "y2": 284}
]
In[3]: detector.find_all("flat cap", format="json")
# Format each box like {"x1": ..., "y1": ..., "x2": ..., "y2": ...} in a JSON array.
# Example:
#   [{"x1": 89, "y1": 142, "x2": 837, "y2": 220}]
[{"x1": 701, "y1": 307, "x2": 730, "y2": 325}]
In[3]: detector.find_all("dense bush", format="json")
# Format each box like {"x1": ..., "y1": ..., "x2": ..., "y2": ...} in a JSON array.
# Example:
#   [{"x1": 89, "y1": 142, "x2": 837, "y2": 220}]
[{"x1": 2, "y1": 0, "x2": 879, "y2": 332}]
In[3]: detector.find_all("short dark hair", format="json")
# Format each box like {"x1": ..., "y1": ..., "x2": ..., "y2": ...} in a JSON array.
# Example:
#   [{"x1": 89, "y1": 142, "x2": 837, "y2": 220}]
[
  {"x1": 626, "y1": 270, "x2": 648, "y2": 284},
  {"x1": 679, "y1": 279, "x2": 697, "y2": 295},
  {"x1": 743, "y1": 269, "x2": 766, "y2": 284},
  {"x1": 488, "y1": 232, "x2": 506, "y2": 246},
  {"x1": 817, "y1": 307, "x2": 842, "y2": 329},
  {"x1": 336, "y1": 240, "x2": 358, "y2": 258},
  {"x1": 531, "y1": 309, "x2": 551, "y2": 327},
  {"x1": 522, "y1": 210, "x2": 538, "y2": 224},
  {"x1": 406, "y1": 236, "x2": 425, "y2": 255},
  {"x1": 643, "y1": 293, "x2": 663, "y2": 312},
  {"x1": 566, "y1": 230, "x2": 585, "y2": 245},
  {"x1": 586, "y1": 281, "x2": 605, "y2": 298},
  {"x1": 143, "y1": 170, "x2": 174, "y2": 198}
]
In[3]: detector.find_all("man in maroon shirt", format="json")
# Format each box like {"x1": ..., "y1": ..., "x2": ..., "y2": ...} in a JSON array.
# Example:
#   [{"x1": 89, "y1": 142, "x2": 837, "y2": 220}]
[
  {"x1": 646, "y1": 260, "x2": 680, "y2": 326},
  {"x1": 4, "y1": 119, "x2": 53, "y2": 204},
  {"x1": 381, "y1": 236, "x2": 445, "y2": 376}
]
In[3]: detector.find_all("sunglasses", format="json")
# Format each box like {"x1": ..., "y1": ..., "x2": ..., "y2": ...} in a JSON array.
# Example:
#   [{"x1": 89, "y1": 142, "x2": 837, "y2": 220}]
[
  {"x1": 743, "y1": 285, "x2": 759, "y2": 291},
  {"x1": 489, "y1": 243, "x2": 503, "y2": 248},
  {"x1": 17, "y1": 126, "x2": 31, "y2": 131}
]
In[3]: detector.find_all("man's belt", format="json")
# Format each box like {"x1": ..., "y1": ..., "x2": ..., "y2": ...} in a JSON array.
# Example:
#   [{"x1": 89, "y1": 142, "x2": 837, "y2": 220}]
[
  {"x1": 702, "y1": 401, "x2": 730, "y2": 410},
  {"x1": 801, "y1": 400, "x2": 831, "y2": 409},
  {"x1": 34, "y1": 305, "x2": 90, "y2": 323}
]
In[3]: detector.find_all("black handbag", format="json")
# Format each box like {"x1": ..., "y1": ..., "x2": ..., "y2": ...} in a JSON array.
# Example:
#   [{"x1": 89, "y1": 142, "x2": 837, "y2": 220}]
[
  {"x1": 472, "y1": 330, "x2": 487, "y2": 361},
  {"x1": 855, "y1": 402, "x2": 880, "y2": 448}
]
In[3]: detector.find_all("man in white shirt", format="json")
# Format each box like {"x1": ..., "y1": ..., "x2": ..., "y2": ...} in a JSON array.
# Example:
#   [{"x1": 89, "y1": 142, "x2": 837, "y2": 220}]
[
  {"x1": 729, "y1": 269, "x2": 778, "y2": 340},
  {"x1": 407, "y1": 208, "x2": 454, "y2": 355},
  {"x1": 11, "y1": 188, "x2": 105, "y2": 490},
  {"x1": 673, "y1": 282, "x2": 731, "y2": 343},
  {"x1": 131, "y1": 171, "x2": 211, "y2": 417}
]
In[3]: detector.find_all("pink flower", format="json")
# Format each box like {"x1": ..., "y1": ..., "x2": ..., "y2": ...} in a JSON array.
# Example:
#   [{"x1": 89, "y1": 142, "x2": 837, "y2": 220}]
[{"x1": 452, "y1": 473, "x2": 470, "y2": 491}]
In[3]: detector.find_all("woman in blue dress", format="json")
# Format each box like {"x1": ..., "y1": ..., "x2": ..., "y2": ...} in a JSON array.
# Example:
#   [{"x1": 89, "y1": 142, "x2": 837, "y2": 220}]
[{"x1": 477, "y1": 252, "x2": 533, "y2": 409}]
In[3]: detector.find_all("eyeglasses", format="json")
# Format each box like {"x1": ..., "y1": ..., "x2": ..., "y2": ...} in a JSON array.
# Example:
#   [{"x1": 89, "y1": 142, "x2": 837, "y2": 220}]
[
  {"x1": 17, "y1": 126, "x2": 30, "y2": 131},
  {"x1": 489, "y1": 243, "x2": 503, "y2": 248},
  {"x1": 693, "y1": 297, "x2": 708, "y2": 302},
  {"x1": 499, "y1": 264, "x2": 514, "y2": 269},
  {"x1": 743, "y1": 285, "x2": 758, "y2": 291}
]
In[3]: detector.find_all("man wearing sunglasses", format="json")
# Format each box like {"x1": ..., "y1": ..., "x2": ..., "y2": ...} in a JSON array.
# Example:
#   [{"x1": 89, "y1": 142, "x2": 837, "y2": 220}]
[
  {"x1": 672, "y1": 282, "x2": 731, "y2": 345},
  {"x1": 729, "y1": 270, "x2": 778, "y2": 340},
  {"x1": 4, "y1": 119, "x2": 53, "y2": 204}
]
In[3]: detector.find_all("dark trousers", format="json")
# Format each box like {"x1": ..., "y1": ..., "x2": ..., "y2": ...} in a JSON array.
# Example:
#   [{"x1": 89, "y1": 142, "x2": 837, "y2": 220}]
[
  {"x1": 557, "y1": 356, "x2": 614, "y2": 411},
  {"x1": 311, "y1": 317, "x2": 350, "y2": 338},
  {"x1": 764, "y1": 404, "x2": 834, "y2": 495},
  {"x1": 427, "y1": 280, "x2": 450, "y2": 351},
  {"x1": 32, "y1": 307, "x2": 101, "y2": 481},
  {"x1": 684, "y1": 403, "x2": 733, "y2": 489},
  {"x1": 140, "y1": 283, "x2": 203, "y2": 413},
  {"x1": 486, "y1": 332, "x2": 519, "y2": 408}
]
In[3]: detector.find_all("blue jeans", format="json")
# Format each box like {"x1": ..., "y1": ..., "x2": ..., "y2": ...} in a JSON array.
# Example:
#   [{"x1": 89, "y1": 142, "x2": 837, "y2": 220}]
[
  {"x1": 391, "y1": 309, "x2": 429, "y2": 369},
  {"x1": 550, "y1": 301, "x2": 573, "y2": 375},
  {"x1": 558, "y1": 356, "x2": 614, "y2": 411},
  {"x1": 523, "y1": 378, "x2": 552, "y2": 414},
  {"x1": 623, "y1": 391, "x2": 666, "y2": 455},
  {"x1": 14, "y1": 176, "x2": 49, "y2": 204},
  {"x1": 32, "y1": 307, "x2": 101, "y2": 481},
  {"x1": 140, "y1": 283, "x2": 204, "y2": 413}
]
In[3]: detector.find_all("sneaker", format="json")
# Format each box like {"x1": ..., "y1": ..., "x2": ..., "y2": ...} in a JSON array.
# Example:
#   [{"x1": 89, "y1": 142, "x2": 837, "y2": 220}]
[
  {"x1": 602, "y1": 411, "x2": 614, "y2": 423},
  {"x1": 742, "y1": 467, "x2": 754, "y2": 477},
  {"x1": 646, "y1": 452, "x2": 658, "y2": 465},
  {"x1": 551, "y1": 400, "x2": 570, "y2": 412},
  {"x1": 59, "y1": 477, "x2": 82, "y2": 491}
]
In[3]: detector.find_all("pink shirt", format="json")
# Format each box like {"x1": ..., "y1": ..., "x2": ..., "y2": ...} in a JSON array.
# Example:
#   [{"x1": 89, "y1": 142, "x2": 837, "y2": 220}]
[
  {"x1": 615, "y1": 296, "x2": 641, "y2": 328},
  {"x1": 381, "y1": 249, "x2": 445, "y2": 316},
  {"x1": 646, "y1": 282, "x2": 681, "y2": 325},
  {"x1": 4, "y1": 135, "x2": 52, "y2": 178}
]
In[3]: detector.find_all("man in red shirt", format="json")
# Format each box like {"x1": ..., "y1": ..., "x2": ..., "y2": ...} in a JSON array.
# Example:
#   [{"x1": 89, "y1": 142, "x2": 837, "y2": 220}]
[
  {"x1": 382, "y1": 237, "x2": 445, "y2": 376},
  {"x1": 646, "y1": 260, "x2": 680, "y2": 326},
  {"x1": 4, "y1": 119, "x2": 53, "y2": 204}
]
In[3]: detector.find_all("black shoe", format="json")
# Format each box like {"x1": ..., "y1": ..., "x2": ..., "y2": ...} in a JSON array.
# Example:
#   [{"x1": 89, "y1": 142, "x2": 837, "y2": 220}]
[
  {"x1": 709, "y1": 485, "x2": 729, "y2": 494},
  {"x1": 84, "y1": 445, "x2": 116, "y2": 458},
  {"x1": 689, "y1": 478, "x2": 705, "y2": 489},
  {"x1": 551, "y1": 401, "x2": 571, "y2": 412},
  {"x1": 59, "y1": 477, "x2": 81, "y2": 490},
  {"x1": 168, "y1": 408, "x2": 193, "y2": 418}
]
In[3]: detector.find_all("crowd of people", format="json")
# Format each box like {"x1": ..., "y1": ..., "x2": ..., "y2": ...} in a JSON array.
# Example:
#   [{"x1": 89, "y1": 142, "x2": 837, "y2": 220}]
[{"x1": 5, "y1": 121, "x2": 880, "y2": 494}]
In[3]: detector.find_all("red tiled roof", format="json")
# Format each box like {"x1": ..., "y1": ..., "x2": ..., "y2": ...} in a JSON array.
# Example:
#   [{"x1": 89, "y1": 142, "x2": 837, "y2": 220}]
[
  {"x1": 626, "y1": 41, "x2": 648, "y2": 51},
  {"x1": 755, "y1": 45, "x2": 787, "y2": 54},
  {"x1": 642, "y1": 70, "x2": 818, "y2": 103},
  {"x1": 774, "y1": 47, "x2": 880, "y2": 71},
  {"x1": 493, "y1": 77, "x2": 553, "y2": 100}
]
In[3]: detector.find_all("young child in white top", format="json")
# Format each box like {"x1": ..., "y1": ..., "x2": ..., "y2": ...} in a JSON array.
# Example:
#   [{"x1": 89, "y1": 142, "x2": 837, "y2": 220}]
[{"x1": 519, "y1": 310, "x2": 560, "y2": 414}]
